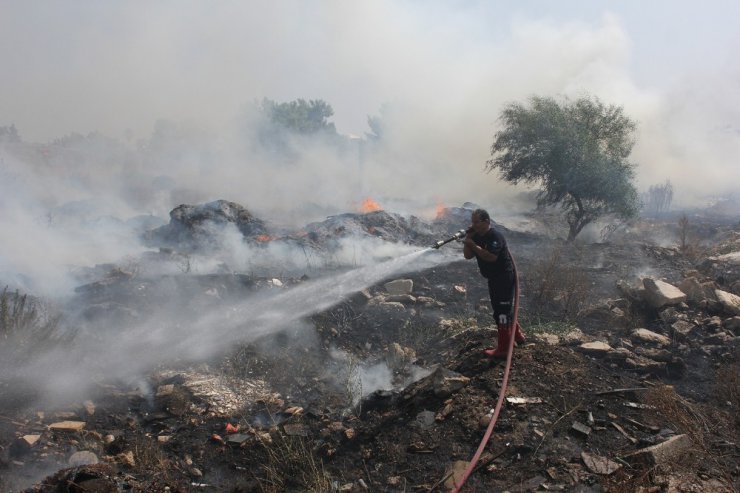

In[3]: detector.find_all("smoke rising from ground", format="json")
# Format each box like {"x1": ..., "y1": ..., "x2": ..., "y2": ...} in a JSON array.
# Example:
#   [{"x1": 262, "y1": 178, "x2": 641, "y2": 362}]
[
  {"x1": 0, "y1": 247, "x2": 449, "y2": 409},
  {"x1": 2, "y1": 2, "x2": 738, "y2": 218},
  {"x1": 0, "y1": 1, "x2": 738, "y2": 408}
]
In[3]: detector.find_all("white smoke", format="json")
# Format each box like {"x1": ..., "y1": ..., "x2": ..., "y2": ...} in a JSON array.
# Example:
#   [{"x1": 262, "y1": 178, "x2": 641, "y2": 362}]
[{"x1": 0, "y1": 0, "x2": 737, "y2": 415}]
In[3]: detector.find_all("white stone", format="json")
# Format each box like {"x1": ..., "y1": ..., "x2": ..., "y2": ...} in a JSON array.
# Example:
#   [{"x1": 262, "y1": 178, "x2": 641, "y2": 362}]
[
  {"x1": 632, "y1": 328, "x2": 671, "y2": 345},
  {"x1": 715, "y1": 289, "x2": 740, "y2": 316},
  {"x1": 384, "y1": 279, "x2": 413, "y2": 295},
  {"x1": 579, "y1": 341, "x2": 612, "y2": 355},
  {"x1": 642, "y1": 278, "x2": 687, "y2": 308},
  {"x1": 49, "y1": 421, "x2": 86, "y2": 431},
  {"x1": 69, "y1": 451, "x2": 99, "y2": 466}
]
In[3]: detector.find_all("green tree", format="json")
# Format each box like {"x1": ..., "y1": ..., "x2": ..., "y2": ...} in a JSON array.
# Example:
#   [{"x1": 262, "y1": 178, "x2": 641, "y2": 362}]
[
  {"x1": 243, "y1": 98, "x2": 339, "y2": 159},
  {"x1": 487, "y1": 95, "x2": 639, "y2": 241},
  {"x1": 260, "y1": 98, "x2": 336, "y2": 135}
]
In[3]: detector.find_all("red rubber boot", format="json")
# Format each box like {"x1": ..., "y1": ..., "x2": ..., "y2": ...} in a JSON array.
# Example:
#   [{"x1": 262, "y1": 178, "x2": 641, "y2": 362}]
[
  {"x1": 514, "y1": 322, "x2": 526, "y2": 344},
  {"x1": 483, "y1": 326, "x2": 511, "y2": 359}
]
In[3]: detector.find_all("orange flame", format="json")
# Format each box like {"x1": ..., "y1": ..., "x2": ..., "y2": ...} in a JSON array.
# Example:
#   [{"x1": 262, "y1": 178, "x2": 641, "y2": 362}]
[
  {"x1": 359, "y1": 197, "x2": 382, "y2": 213},
  {"x1": 255, "y1": 235, "x2": 275, "y2": 242},
  {"x1": 435, "y1": 202, "x2": 448, "y2": 219}
]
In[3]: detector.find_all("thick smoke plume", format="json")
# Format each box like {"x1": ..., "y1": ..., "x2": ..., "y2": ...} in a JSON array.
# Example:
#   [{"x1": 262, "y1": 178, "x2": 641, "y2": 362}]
[{"x1": 0, "y1": 1, "x2": 738, "y2": 409}]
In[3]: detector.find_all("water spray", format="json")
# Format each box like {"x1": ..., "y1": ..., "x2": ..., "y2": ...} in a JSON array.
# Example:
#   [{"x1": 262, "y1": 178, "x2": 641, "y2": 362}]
[{"x1": 431, "y1": 228, "x2": 470, "y2": 249}]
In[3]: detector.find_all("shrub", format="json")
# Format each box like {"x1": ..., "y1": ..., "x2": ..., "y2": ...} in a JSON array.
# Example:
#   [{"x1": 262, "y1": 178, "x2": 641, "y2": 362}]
[
  {"x1": 521, "y1": 247, "x2": 591, "y2": 322},
  {"x1": 0, "y1": 287, "x2": 61, "y2": 355},
  {"x1": 255, "y1": 431, "x2": 331, "y2": 492}
]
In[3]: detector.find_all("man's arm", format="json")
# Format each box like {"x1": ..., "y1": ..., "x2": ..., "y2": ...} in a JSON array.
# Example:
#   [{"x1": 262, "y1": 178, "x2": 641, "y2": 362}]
[{"x1": 463, "y1": 235, "x2": 499, "y2": 262}]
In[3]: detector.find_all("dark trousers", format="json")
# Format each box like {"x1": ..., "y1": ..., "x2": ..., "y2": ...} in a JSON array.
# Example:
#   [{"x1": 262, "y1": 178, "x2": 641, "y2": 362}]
[{"x1": 487, "y1": 274, "x2": 515, "y2": 319}]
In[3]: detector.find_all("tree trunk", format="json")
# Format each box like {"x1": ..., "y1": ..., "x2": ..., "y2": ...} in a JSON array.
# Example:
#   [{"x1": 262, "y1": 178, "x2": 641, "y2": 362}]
[{"x1": 567, "y1": 193, "x2": 587, "y2": 242}]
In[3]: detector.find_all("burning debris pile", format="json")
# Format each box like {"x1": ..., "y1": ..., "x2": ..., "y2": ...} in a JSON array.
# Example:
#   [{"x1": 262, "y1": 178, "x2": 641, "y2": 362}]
[
  {"x1": 0, "y1": 202, "x2": 738, "y2": 492},
  {"x1": 143, "y1": 200, "x2": 269, "y2": 252}
]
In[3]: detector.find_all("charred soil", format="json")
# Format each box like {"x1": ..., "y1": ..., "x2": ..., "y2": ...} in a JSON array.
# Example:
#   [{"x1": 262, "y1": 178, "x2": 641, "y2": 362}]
[{"x1": 1, "y1": 212, "x2": 738, "y2": 493}]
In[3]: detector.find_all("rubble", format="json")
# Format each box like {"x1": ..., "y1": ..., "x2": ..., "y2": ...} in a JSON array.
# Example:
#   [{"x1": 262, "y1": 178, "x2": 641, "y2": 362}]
[
  {"x1": 642, "y1": 278, "x2": 687, "y2": 308},
  {"x1": 0, "y1": 203, "x2": 737, "y2": 492},
  {"x1": 384, "y1": 278, "x2": 413, "y2": 295},
  {"x1": 715, "y1": 289, "x2": 740, "y2": 315},
  {"x1": 623, "y1": 434, "x2": 693, "y2": 466}
]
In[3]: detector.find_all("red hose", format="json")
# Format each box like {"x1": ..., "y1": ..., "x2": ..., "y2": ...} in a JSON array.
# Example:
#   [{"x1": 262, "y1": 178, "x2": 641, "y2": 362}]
[{"x1": 451, "y1": 254, "x2": 521, "y2": 492}]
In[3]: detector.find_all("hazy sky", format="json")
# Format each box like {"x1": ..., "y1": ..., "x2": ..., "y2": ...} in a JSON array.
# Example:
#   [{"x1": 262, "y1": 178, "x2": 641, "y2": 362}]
[
  {"x1": 1, "y1": 1, "x2": 739, "y2": 211},
  {"x1": 2, "y1": 1, "x2": 737, "y2": 136}
]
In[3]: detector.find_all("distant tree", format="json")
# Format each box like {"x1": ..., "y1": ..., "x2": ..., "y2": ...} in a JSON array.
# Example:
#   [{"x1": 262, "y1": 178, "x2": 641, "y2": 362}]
[
  {"x1": 365, "y1": 104, "x2": 391, "y2": 141},
  {"x1": 260, "y1": 98, "x2": 336, "y2": 135},
  {"x1": 0, "y1": 124, "x2": 21, "y2": 143},
  {"x1": 642, "y1": 180, "x2": 673, "y2": 215},
  {"x1": 487, "y1": 95, "x2": 640, "y2": 241},
  {"x1": 241, "y1": 98, "x2": 339, "y2": 158}
]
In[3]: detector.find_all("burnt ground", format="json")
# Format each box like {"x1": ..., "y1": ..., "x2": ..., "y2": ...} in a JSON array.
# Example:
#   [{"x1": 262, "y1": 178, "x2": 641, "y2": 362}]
[{"x1": 0, "y1": 211, "x2": 738, "y2": 492}]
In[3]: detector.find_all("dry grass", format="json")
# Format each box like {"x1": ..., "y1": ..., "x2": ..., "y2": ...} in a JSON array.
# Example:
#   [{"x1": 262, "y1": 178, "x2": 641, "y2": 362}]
[
  {"x1": 131, "y1": 435, "x2": 175, "y2": 481},
  {"x1": 255, "y1": 431, "x2": 331, "y2": 493},
  {"x1": 677, "y1": 214, "x2": 705, "y2": 261},
  {"x1": 713, "y1": 363, "x2": 739, "y2": 427},
  {"x1": 604, "y1": 385, "x2": 716, "y2": 492},
  {"x1": 642, "y1": 385, "x2": 710, "y2": 449},
  {"x1": 522, "y1": 246, "x2": 591, "y2": 322},
  {"x1": 0, "y1": 287, "x2": 63, "y2": 371},
  {"x1": 639, "y1": 385, "x2": 736, "y2": 489}
]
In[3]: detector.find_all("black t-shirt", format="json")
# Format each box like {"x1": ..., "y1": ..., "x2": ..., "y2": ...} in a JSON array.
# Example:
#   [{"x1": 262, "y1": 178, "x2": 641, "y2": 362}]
[{"x1": 472, "y1": 227, "x2": 514, "y2": 279}]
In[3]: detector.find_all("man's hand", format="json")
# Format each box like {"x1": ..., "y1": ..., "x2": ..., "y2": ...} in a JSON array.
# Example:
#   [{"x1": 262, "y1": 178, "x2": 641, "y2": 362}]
[
  {"x1": 463, "y1": 229, "x2": 475, "y2": 248},
  {"x1": 462, "y1": 228, "x2": 477, "y2": 259}
]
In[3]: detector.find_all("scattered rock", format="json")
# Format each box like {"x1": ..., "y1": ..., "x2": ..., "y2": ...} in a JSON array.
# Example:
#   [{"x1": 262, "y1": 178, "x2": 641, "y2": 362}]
[
  {"x1": 715, "y1": 289, "x2": 740, "y2": 315},
  {"x1": 69, "y1": 450, "x2": 99, "y2": 466},
  {"x1": 384, "y1": 279, "x2": 413, "y2": 295},
  {"x1": 624, "y1": 434, "x2": 693, "y2": 466},
  {"x1": 642, "y1": 278, "x2": 687, "y2": 308},
  {"x1": 570, "y1": 422, "x2": 592, "y2": 438},
  {"x1": 631, "y1": 328, "x2": 671, "y2": 346},
  {"x1": 49, "y1": 421, "x2": 86, "y2": 432},
  {"x1": 581, "y1": 451, "x2": 621, "y2": 475},
  {"x1": 578, "y1": 341, "x2": 612, "y2": 356}
]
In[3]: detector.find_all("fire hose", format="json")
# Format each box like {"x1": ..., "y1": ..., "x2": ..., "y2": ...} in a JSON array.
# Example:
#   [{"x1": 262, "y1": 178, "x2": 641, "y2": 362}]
[
  {"x1": 431, "y1": 230, "x2": 522, "y2": 492},
  {"x1": 431, "y1": 229, "x2": 469, "y2": 249}
]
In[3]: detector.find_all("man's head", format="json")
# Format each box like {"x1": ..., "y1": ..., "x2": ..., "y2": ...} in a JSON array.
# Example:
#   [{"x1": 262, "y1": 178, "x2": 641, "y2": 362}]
[{"x1": 471, "y1": 208, "x2": 491, "y2": 235}]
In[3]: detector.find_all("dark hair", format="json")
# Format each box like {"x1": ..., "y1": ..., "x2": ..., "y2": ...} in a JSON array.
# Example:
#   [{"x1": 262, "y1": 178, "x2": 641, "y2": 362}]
[{"x1": 472, "y1": 208, "x2": 490, "y2": 222}]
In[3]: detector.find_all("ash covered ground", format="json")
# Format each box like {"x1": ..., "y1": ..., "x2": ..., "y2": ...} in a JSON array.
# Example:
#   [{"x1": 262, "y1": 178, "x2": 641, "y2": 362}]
[{"x1": 0, "y1": 202, "x2": 738, "y2": 492}]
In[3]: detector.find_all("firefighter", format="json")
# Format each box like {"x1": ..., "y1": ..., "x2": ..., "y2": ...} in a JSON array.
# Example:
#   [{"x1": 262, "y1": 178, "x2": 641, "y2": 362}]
[{"x1": 463, "y1": 208, "x2": 525, "y2": 358}]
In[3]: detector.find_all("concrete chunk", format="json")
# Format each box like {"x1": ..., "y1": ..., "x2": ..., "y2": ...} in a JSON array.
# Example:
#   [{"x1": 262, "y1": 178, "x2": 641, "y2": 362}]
[
  {"x1": 578, "y1": 341, "x2": 612, "y2": 356},
  {"x1": 570, "y1": 421, "x2": 592, "y2": 438},
  {"x1": 581, "y1": 451, "x2": 622, "y2": 475},
  {"x1": 631, "y1": 328, "x2": 671, "y2": 346},
  {"x1": 384, "y1": 279, "x2": 413, "y2": 295},
  {"x1": 22, "y1": 434, "x2": 41, "y2": 446},
  {"x1": 226, "y1": 433, "x2": 251, "y2": 445},
  {"x1": 643, "y1": 278, "x2": 687, "y2": 308},
  {"x1": 715, "y1": 289, "x2": 740, "y2": 316},
  {"x1": 624, "y1": 434, "x2": 693, "y2": 466},
  {"x1": 49, "y1": 420, "x2": 86, "y2": 431}
]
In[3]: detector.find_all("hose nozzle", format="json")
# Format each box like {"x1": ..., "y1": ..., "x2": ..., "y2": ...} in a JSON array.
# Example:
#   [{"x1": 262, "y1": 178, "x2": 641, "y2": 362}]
[{"x1": 431, "y1": 229, "x2": 468, "y2": 249}]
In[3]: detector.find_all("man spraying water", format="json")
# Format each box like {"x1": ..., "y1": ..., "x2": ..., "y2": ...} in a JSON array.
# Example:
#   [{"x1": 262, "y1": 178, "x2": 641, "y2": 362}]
[{"x1": 462, "y1": 208, "x2": 525, "y2": 358}]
